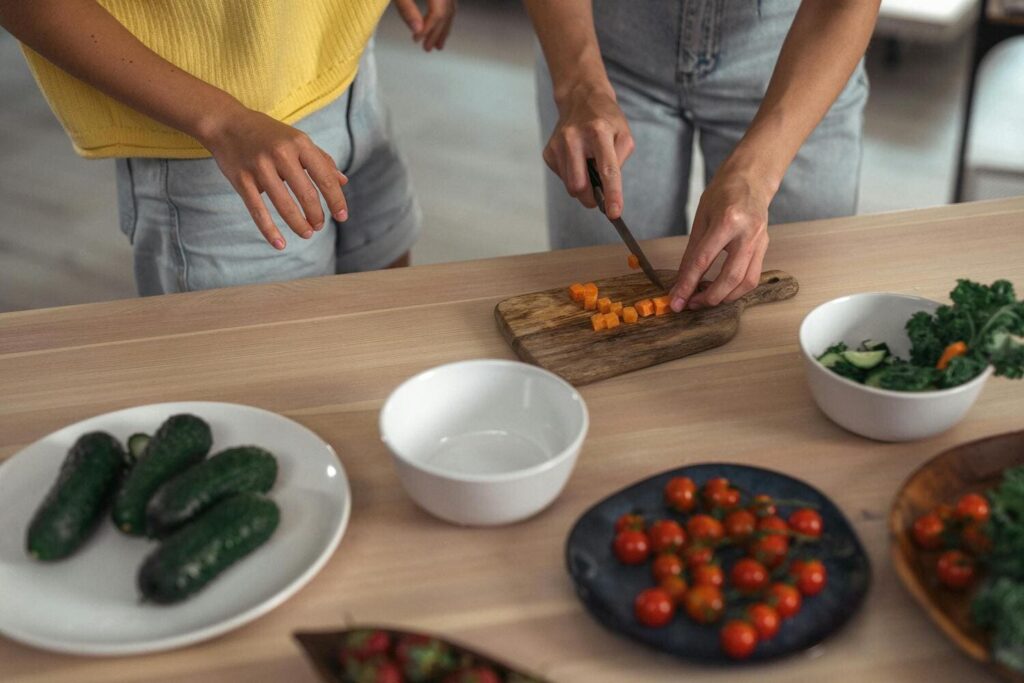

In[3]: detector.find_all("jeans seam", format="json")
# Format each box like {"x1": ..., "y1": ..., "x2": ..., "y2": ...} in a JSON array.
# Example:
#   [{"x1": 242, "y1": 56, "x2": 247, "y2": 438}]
[
  {"x1": 161, "y1": 160, "x2": 190, "y2": 292},
  {"x1": 123, "y1": 158, "x2": 139, "y2": 244}
]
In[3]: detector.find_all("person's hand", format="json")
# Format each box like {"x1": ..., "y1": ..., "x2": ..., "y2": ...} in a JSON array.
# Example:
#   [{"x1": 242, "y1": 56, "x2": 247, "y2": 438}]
[
  {"x1": 668, "y1": 167, "x2": 774, "y2": 312},
  {"x1": 543, "y1": 84, "x2": 634, "y2": 220},
  {"x1": 200, "y1": 107, "x2": 348, "y2": 250},
  {"x1": 393, "y1": 0, "x2": 456, "y2": 51}
]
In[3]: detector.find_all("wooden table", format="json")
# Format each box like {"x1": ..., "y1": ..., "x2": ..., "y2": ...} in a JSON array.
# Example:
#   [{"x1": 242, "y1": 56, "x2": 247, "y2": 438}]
[{"x1": 2, "y1": 198, "x2": 1024, "y2": 682}]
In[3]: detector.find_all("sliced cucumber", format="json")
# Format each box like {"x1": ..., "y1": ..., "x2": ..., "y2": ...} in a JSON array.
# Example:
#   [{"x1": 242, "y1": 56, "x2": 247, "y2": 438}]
[
  {"x1": 860, "y1": 340, "x2": 890, "y2": 353},
  {"x1": 865, "y1": 369, "x2": 886, "y2": 388},
  {"x1": 127, "y1": 433, "x2": 150, "y2": 461},
  {"x1": 817, "y1": 352, "x2": 843, "y2": 368},
  {"x1": 841, "y1": 349, "x2": 887, "y2": 370}
]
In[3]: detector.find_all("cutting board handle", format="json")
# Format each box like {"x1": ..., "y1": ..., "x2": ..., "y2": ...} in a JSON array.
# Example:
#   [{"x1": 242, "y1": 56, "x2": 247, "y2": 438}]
[{"x1": 738, "y1": 270, "x2": 800, "y2": 309}]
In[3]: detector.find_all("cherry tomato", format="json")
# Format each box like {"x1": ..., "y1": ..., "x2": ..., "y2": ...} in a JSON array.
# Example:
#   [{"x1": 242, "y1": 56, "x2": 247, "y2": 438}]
[
  {"x1": 790, "y1": 559, "x2": 827, "y2": 596},
  {"x1": 652, "y1": 553, "x2": 684, "y2": 582},
  {"x1": 961, "y1": 522, "x2": 992, "y2": 556},
  {"x1": 339, "y1": 628, "x2": 391, "y2": 665},
  {"x1": 615, "y1": 513, "x2": 645, "y2": 534},
  {"x1": 687, "y1": 514, "x2": 725, "y2": 543},
  {"x1": 730, "y1": 558, "x2": 769, "y2": 594},
  {"x1": 955, "y1": 493, "x2": 990, "y2": 524},
  {"x1": 692, "y1": 563, "x2": 725, "y2": 588},
  {"x1": 747, "y1": 603, "x2": 781, "y2": 640},
  {"x1": 720, "y1": 619, "x2": 759, "y2": 660},
  {"x1": 750, "y1": 533, "x2": 790, "y2": 569},
  {"x1": 758, "y1": 515, "x2": 788, "y2": 535},
  {"x1": 665, "y1": 476, "x2": 698, "y2": 513},
  {"x1": 768, "y1": 582, "x2": 802, "y2": 619},
  {"x1": 703, "y1": 486, "x2": 741, "y2": 511},
  {"x1": 912, "y1": 512, "x2": 945, "y2": 550},
  {"x1": 648, "y1": 519, "x2": 686, "y2": 553},
  {"x1": 705, "y1": 477, "x2": 731, "y2": 492},
  {"x1": 659, "y1": 575, "x2": 688, "y2": 605},
  {"x1": 613, "y1": 529, "x2": 650, "y2": 565},
  {"x1": 936, "y1": 550, "x2": 976, "y2": 590},
  {"x1": 750, "y1": 494, "x2": 777, "y2": 518},
  {"x1": 788, "y1": 508, "x2": 823, "y2": 539},
  {"x1": 683, "y1": 544, "x2": 714, "y2": 568},
  {"x1": 683, "y1": 584, "x2": 725, "y2": 624},
  {"x1": 635, "y1": 587, "x2": 676, "y2": 627},
  {"x1": 724, "y1": 509, "x2": 757, "y2": 541}
]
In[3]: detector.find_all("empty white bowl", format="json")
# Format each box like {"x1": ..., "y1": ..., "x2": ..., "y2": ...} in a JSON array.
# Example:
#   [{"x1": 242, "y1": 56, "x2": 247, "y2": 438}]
[
  {"x1": 379, "y1": 359, "x2": 588, "y2": 525},
  {"x1": 799, "y1": 293, "x2": 992, "y2": 442}
]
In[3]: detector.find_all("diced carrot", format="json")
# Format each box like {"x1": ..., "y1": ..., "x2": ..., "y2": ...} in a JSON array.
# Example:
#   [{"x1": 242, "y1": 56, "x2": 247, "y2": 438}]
[
  {"x1": 627, "y1": 254, "x2": 640, "y2": 269},
  {"x1": 636, "y1": 299, "x2": 654, "y2": 317},
  {"x1": 583, "y1": 282, "x2": 598, "y2": 298},
  {"x1": 622, "y1": 306, "x2": 638, "y2": 323},
  {"x1": 584, "y1": 292, "x2": 598, "y2": 310},
  {"x1": 610, "y1": 301, "x2": 623, "y2": 315},
  {"x1": 653, "y1": 296, "x2": 670, "y2": 316},
  {"x1": 591, "y1": 312, "x2": 606, "y2": 331},
  {"x1": 598, "y1": 297, "x2": 613, "y2": 314},
  {"x1": 604, "y1": 312, "x2": 620, "y2": 329},
  {"x1": 937, "y1": 341, "x2": 968, "y2": 370},
  {"x1": 569, "y1": 283, "x2": 585, "y2": 303}
]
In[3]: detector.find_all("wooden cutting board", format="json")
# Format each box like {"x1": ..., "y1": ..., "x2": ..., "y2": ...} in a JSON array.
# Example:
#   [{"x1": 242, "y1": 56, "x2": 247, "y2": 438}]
[{"x1": 495, "y1": 269, "x2": 799, "y2": 385}]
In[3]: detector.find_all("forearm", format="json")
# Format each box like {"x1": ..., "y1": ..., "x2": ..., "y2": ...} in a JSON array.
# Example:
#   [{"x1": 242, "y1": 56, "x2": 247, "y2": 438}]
[
  {"x1": 725, "y1": 0, "x2": 881, "y2": 192},
  {"x1": 523, "y1": 0, "x2": 614, "y2": 110},
  {"x1": 0, "y1": 0, "x2": 242, "y2": 146}
]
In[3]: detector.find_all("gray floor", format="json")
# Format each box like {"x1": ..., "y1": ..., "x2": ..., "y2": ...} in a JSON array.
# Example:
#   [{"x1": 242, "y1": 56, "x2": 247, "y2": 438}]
[{"x1": 0, "y1": 3, "x2": 979, "y2": 312}]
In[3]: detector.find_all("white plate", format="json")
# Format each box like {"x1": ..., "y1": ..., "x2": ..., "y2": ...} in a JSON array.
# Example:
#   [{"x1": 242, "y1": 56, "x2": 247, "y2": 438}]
[{"x1": 0, "y1": 402, "x2": 350, "y2": 656}]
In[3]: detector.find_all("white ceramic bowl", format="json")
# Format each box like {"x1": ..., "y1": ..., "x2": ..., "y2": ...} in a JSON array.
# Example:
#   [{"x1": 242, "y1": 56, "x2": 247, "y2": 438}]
[
  {"x1": 799, "y1": 293, "x2": 992, "y2": 442},
  {"x1": 380, "y1": 359, "x2": 588, "y2": 526}
]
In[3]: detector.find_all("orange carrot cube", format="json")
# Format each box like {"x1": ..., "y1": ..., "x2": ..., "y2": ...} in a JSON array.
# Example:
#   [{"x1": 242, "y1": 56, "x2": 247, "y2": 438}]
[
  {"x1": 627, "y1": 254, "x2": 640, "y2": 269},
  {"x1": 583, "y1": 282, "x2": 598, "y2": 298},
  {"x1": 610, "y1": 301, "x2": 623, "y2": 315},
  {"x1": 598, "y1": 297, "x2": 613, "y2": 314},
  {"x1": 604, "y1": 312, "x2": 620, "y2": 329},
  {"x1": 584, "y1": 292, "x2": 598, "y2": 310},
  {"x1": 635, "y1": 299, "x2": 654, "y2": 317},
  {"x1": 569, "y1": 283, "x2": 585, "y2": 302},
  {"x1": 653, "y1": 296, "x2": 671, "y2": 316},
  {"x1": 622, "y1": 306, "x2": 638, "y2": 323},
  {"x1": 591, "y1": 312, "x2": 606, "y2": 331}
]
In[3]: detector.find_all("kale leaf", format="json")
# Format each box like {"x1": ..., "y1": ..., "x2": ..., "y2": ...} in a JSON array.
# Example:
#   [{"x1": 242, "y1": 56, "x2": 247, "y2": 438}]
[
  {"x1": 873, "y1": 362, "x2": 937, "y2": 391},
  {"x1": 972, "y1": 577, "x2": 1024, "y2": 672}
]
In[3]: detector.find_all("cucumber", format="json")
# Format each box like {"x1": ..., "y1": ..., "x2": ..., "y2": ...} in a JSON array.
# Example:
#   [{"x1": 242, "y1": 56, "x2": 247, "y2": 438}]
[
  {"x1": 26, "y1": 432, "x2": 127, "y2": 561},
  {"x1": 145, "y1": 446, "x2": 278, "y2": 537},
  {"x1": 127, "y1": 433, "x2": 150, "y2": 461},
  {"x1": 112, "y1": 414, "x2": 212, "y2": 535},
  {"x1": 817, "y1": 352, "x2": 843, "y2": 368},
  {"x1": 865, "y1": 369, "x2": 886, "y2": 388},
  {"x1": 861, "y1": 340, "x2": 890, "y2": 353},
  {"x1": 841, "y1": 349, "x2": 887, "y2": 370},
  {"x1": 137, "y1": 493, "x2": 280, "y2": 604}
]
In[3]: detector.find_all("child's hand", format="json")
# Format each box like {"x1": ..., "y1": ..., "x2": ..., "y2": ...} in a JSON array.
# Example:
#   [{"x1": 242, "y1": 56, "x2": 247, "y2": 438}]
[
  {"x1": 200, "y1": 106, "x2": 348, "y2": 250},
  {"x1": 393, "y1": 0, "x2": 456, "y2": 51}
]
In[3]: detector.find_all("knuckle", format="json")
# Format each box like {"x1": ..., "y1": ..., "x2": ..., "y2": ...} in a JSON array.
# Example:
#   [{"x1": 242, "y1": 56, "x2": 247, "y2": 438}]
[
  {"x1": 744, "y1": 273, "x2": 760, "y2": 290},
  {"x1": 585, "y1": 119, "x2": 610, "y2": 137},
  {"x1": 722, "y1": 206, "x2": 747, "y2": 227},
  {"x1": 299, "y1": 187, "x2": 320, "y2": 205},
  {"x1": 692, "y1": 253, "x2": 714, "y2": 272},
  {"x1": 723, "y1": 270, "x2": 743, "y2": 288},
  {"x1": 602, "y1": 164, "x2": 619, "y2": 178}
]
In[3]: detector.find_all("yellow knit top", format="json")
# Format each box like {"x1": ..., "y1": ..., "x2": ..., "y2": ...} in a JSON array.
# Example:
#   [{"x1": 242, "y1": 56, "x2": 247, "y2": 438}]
[{"x1": 21, "y1": 0, "x2": 389, "y2": 159}]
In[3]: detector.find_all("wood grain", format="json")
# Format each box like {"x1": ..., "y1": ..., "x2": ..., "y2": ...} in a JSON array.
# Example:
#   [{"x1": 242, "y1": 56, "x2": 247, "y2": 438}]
[
  {"x1": 1, "y1": 197, "x2": 1024, "y2": 683},
  {"x1": 495, "y1": 270, "x2": 799, "y2": 385}
]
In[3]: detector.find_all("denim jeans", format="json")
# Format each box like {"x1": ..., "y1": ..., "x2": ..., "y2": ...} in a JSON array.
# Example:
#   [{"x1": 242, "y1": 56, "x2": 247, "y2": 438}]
[{"x1": 537, "y1": 0, "x2": 869, "y2": 249}]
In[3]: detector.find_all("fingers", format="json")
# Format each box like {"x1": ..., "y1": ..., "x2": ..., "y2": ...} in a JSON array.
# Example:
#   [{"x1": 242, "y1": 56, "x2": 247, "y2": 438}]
[
  {"x1": 301, "y1": 146, "x2": 348, "y2": 222},
  {"x1": 256, "y1": 163, "x2": 314, "y2": 239},
  {"x1": 561, "y1": 131, "x2": 597, "y2": 209},
  {"x1": 277, "y1": 155, "x2": 325, "y2": 232},
  {"x1": 669, "y1": 209, "x2": 734, "y2": 312},
  {"x1": 688, "y1": 240, "x2": 755, "y2": 309},
  {"x1": 393, "y1": 0, "x2": 424, "y2": 36},
  {"x1": 436, "y1": 15, "x2": 454, "y2": 49},
  {"x1": 419, "y1": 0, "x2": 449, "y2": 50},
  {"x1": 591, "y1": 130, "x2": 623, "y2": 219},
  {"x1": 722, "y1": 234, "x2": 768, "y2": 304},
  {"x1": 426, "y1": 13, "x2": 454, "y2": 50},
  {"x1": 236, "y1": 174, "x2": 286, "y2": 250}
]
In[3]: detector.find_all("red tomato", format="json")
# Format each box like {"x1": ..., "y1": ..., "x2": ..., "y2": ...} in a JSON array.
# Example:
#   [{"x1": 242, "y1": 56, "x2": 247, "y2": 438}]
[
  {"x1": 705, "y1": 477, "x2": 731, "y2": 492},
  {"x1": 683, "y1": 544, "x2": 714, "y2": 568},
  {"x1": 912, "y1": 513, "x2": 945, "y2": 550},
  {"x1": 652, "y1": 553, "x2": 684, "y2": 582},
  {"x1": 720, "y1": 620, "x2": 758, "y2": 660},
  {"x1": 936, "y1": 550, "x2": 976, "y2": 590},
  {"x1": 724, "y1": 509, "x2": 757, "y2": 541},
  {"x1": 613, "y1": 529, "x2": 650, "y2": 565},
  {"x1": 339, "y1": 629, "x2": 391, "y2": 665},
  {"x1": 750, "y1": 494, "x2": 777, "y2": 518},
  {"x1": 768, "y1": 583, "x2": 802, "y2": 619},
  {"x1": 703, "y1": 486, "x2": 741, "y2": 511},
  {"x1": 750, "y1": 533, "x2": 790, "y2": 569},
  {"x1": 790, "y1": 559, "x2": 827, "y2": 596},
  {"x1": 615, "y1": 513, "x2": 645, "y2": 534},
  {"x1": 747, "y1": 603, "x2": 781, "y2": 640},
  {"x1": 665, "y1": 477, "x2": 698, "y2": 513},
  {"x1": 788, "y1": 508, "x2": 824, "y2": 538},
  {"x1": 648, "y1": 519, "x2": 687, "y2": 553},
  {"x1": 955, "y1": 493, "x2": 990, "y2": 524},
  {"x1": 730, "y1": 558, "x2": 769, "y2": 594},
  {"x1": 692, "y1": 563, "x2": 725, "y2": 588},
  {"x1": 758, "y1": 515, "x2": 789, "y2": 535},
  {"x1": 687, "y1": 514, "x2": 725, "y2": 543},
  {"x1": 961, "y1": 523, "x2": 992, "y2": 556},
  {"x1": 659, "y1": 575, "x2": 688, "y2": 605},
  {"x1": 444, "y1": 667, "x2": 502, "y2": 683},
  {"x1": 635, "y1": 588, "x2": 676, "y2": 627},
  {"x1": 683, "y1": 584, "x2": 725, "y2": 624}
]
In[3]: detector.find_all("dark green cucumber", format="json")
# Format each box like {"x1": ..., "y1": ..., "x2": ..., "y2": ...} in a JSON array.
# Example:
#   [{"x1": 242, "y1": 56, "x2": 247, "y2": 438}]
[
  {"x1": 26, "y1": 432, "x2": 127, "y2": 561},
  {"x1": 145, "y1": 446, "x2": 278, "y2": 537},
  {"x1": 137, "y1": 493, "x2": 280, "y2": 604},
  {"x1": 112, "y1": 414, "x2": 212, "y2": 535}
]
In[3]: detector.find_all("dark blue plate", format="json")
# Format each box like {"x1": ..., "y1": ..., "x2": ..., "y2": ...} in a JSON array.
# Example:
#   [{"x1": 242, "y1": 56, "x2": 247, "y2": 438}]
[{"x1": 565, "y1": 463, "x2": 871, "y2": 663}]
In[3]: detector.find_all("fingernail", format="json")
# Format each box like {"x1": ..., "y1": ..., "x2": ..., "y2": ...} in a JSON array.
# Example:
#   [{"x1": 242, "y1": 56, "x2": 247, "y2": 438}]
[
  {"x1": 302, "y1": 230, "x2": 313, "y2": 239},
  {"x1": 670, "y1": 296, "x2": 685, "y2": 313},
  {"x1": 608, "y1": 203, "x2": 620, "y2": 217},
  {"x1": 272, "y1": 238, "x2": 285, "y2": 250},
  {"x1": 334, "y1": 208, "x2": 348, "y2": 221},
  {"x1": 313, "y1": 220, "x2": 324, "y2": 231}
]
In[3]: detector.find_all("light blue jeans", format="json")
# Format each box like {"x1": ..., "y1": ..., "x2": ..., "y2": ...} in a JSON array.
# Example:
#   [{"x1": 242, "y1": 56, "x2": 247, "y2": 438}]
[
  {"x1": 116, "y1": 43, "x2": 420, "y2": 296},
  {"x1": 537, "y1": 0, "x2": 869, "y2": 249}
]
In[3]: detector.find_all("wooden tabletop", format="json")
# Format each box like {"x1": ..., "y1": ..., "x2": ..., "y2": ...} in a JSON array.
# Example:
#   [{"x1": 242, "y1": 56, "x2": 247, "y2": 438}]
[{"x1": 2, "y1": 197, "x2": 1024, "y2": 682}]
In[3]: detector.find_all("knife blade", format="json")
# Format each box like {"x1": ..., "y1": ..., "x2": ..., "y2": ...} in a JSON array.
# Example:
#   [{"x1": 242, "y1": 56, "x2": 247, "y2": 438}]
[{"x1": 586, "y1": 159, "x2": 667, "y2": 292}]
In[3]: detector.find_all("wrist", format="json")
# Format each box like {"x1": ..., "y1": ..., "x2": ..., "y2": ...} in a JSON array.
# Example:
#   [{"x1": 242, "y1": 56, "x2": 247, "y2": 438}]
[
  {"x1": 552, "y1": 59, "x2": 616, "y2": 113},
  {"x1": 189, "y1": 94, "x2": 247, "y2": 150},
  {"x1": 716, "y1": 147, "x2": 785, "y2": 199}
]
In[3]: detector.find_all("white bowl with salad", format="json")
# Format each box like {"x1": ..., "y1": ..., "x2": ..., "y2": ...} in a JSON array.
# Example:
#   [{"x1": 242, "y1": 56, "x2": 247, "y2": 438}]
[{"x1": 799, "y1": 278, "x2": 1023, "y2": 441}]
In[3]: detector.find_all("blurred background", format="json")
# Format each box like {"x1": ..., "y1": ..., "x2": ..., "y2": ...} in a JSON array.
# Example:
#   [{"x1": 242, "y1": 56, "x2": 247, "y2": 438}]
[{"x1": 1, "y1": 0, "x2": 1022, "y2": 312}]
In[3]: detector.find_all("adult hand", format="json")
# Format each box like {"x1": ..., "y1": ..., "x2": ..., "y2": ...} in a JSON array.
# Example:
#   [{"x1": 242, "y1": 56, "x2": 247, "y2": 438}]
[
  {"x1": 393, "y1": 0, "x2": 457, "y2": 51},
  {"x1": 201, "y1": 107, "x2": 348, "y2": 251},
  {"x1": 668, "y1": 168, "x2": 773, "y2": 312},
  {"x1": 543, "y1": 85, "x2": 634, "y2": 219}
]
